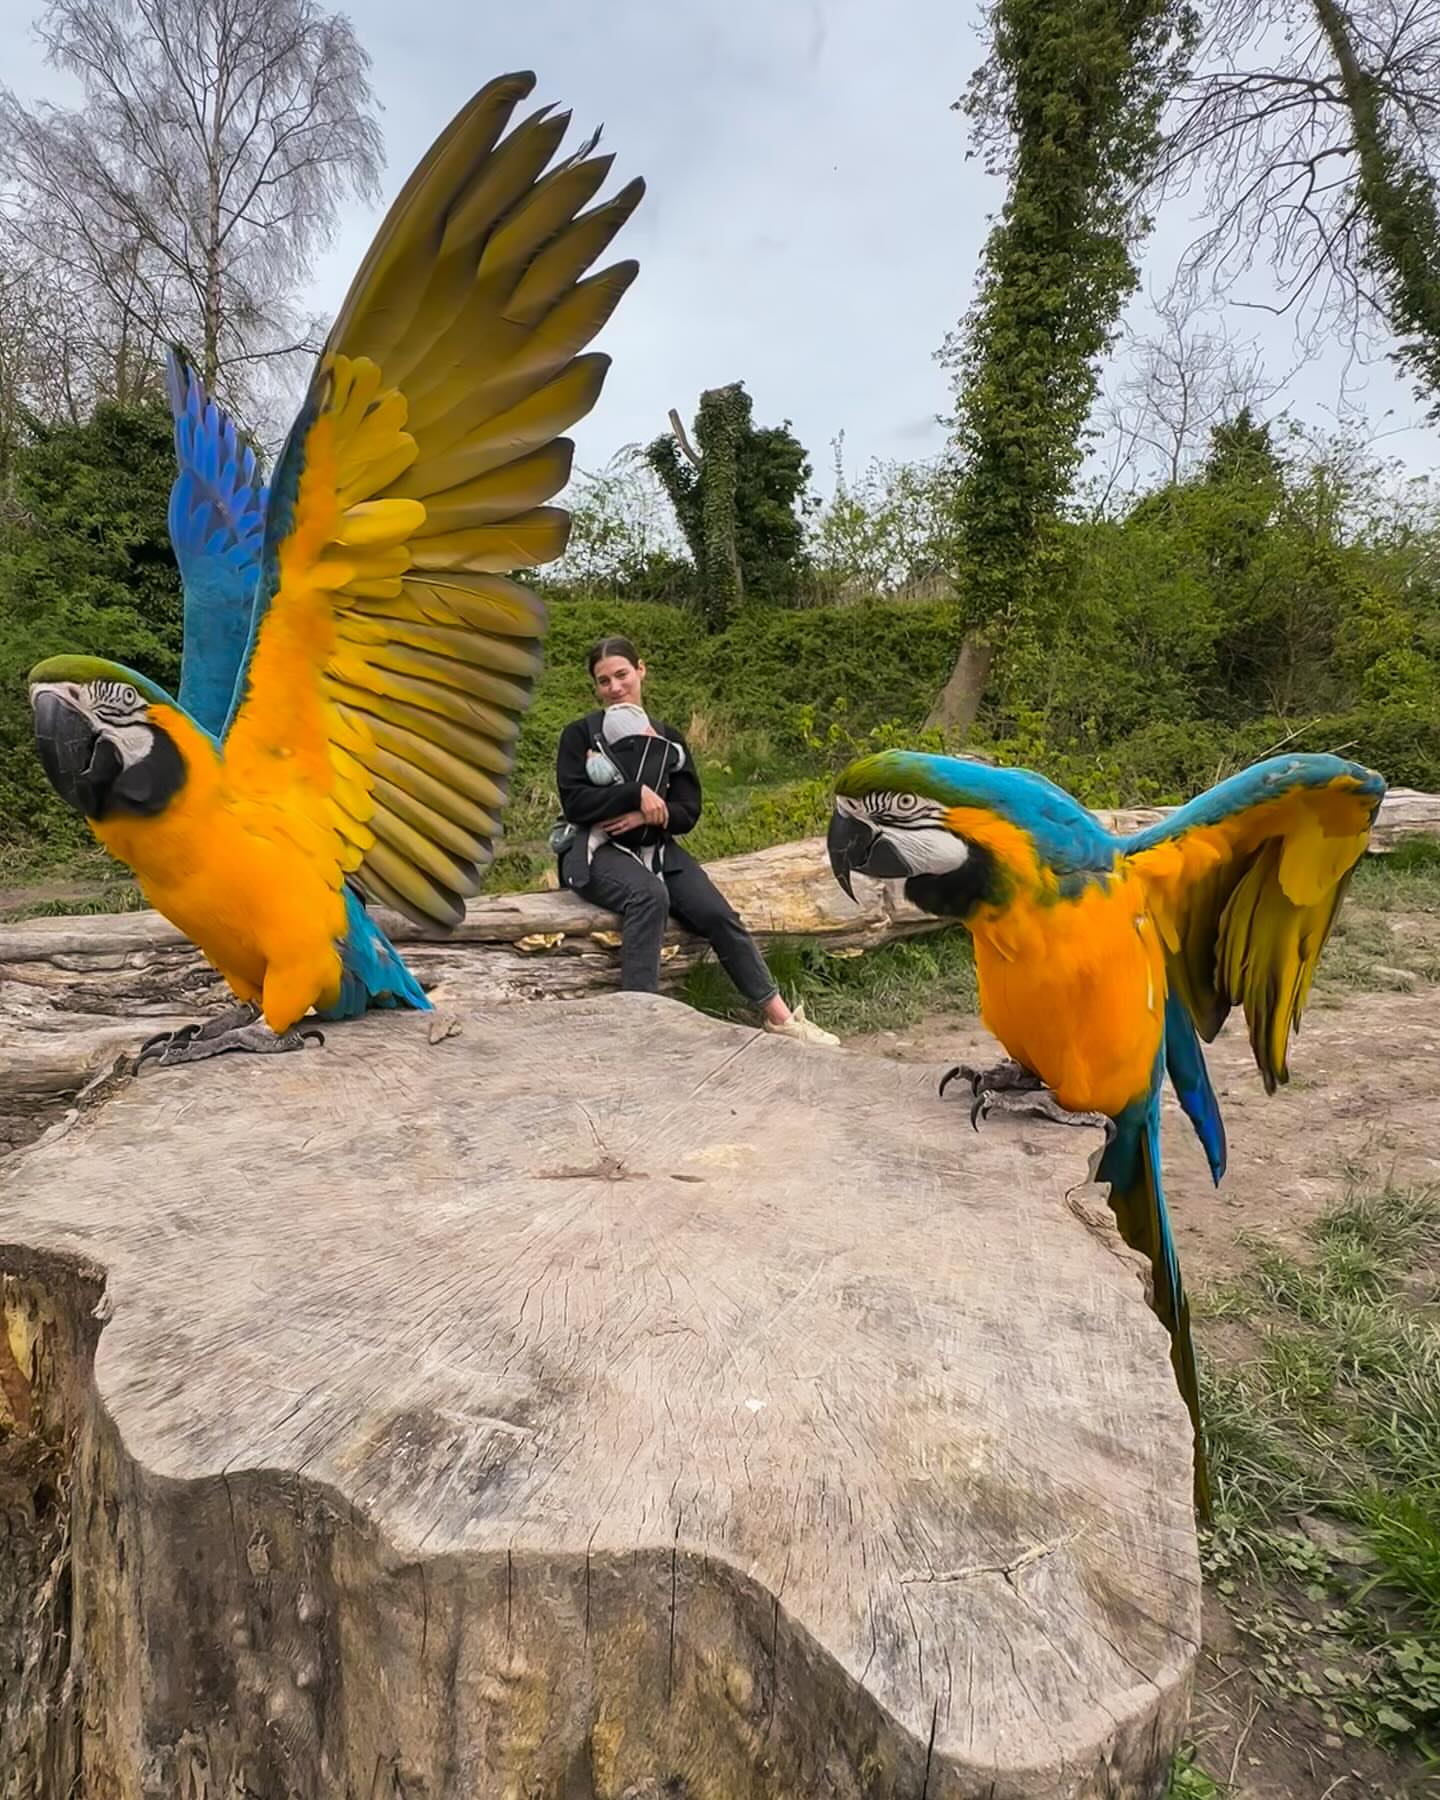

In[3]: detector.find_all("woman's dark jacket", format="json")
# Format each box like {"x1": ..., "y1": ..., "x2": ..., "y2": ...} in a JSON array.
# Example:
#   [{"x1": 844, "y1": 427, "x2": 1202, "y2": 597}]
[{"x1": 554, "y1": 711, "x2": 702, "y2": 889}]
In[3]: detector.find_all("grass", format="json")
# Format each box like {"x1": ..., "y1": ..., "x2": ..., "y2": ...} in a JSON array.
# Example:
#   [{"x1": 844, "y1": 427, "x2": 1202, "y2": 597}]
[
  {"x1": 1164, "y1": 1748, "x2": 1223, "y2": 1798},
  {"x1": 1194, "y1": 1182, "x2": 1440, "y2": 1768},
  {"x1": 681, "y1": 926, "x2": 979, "y2": 1035},
  {"x1": 0, "y1": 840, "x2": 144, "y2": 921},
  {"x1": 1306, "y1": 837, "x2": 1440, "y2": 997}
]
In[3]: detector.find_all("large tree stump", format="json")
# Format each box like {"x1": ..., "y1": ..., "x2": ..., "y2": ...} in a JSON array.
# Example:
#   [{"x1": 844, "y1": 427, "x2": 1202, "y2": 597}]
[{"x1": 0, "y1": 995, "x2": 1198, "y2": 1798}]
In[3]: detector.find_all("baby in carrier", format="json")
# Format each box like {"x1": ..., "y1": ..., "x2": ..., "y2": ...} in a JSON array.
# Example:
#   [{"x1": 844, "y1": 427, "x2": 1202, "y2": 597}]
[{"x1": 553, "y1": 702, "x2": 686, "y2": 881}]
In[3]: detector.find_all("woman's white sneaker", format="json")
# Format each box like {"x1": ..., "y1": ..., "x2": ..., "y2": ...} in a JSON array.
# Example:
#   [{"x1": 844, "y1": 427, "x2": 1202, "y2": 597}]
[{"x1": 762, "y1": 1002, "x2": 840, "y2": 1048}]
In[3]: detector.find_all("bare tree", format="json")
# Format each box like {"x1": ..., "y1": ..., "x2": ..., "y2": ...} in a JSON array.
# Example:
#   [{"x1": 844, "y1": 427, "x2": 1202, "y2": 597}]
[
  {"x1": 0, "y1": 0, "x2": 383, "y2": 421},
  {"x1": 1093, "y1": 295, "x2": 1291, "y2": 503},
  {"x1": 1156, "y1": 0, "x2": 1440, "y2": 402}
]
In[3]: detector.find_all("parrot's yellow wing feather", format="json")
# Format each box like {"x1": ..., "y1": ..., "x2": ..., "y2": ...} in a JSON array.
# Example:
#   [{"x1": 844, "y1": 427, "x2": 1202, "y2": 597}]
[
  {"x1": 1127, "y1": 759, "x2": 1386, "y2": 1090},
  {"x1": 223, "y1": 73, "x2": 642, "y2": 929}
]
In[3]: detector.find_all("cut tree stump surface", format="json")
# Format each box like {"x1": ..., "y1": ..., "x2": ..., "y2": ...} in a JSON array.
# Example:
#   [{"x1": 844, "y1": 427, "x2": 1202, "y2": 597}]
[{"x1": 1, "y1": 995, "x2": 1199, "y2": 1798}]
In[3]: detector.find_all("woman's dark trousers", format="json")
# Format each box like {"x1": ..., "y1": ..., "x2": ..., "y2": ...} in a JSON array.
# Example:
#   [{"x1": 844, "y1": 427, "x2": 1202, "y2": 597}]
[{"x1": 579, "y1": 842, "x2": 778, "y2": 1003}]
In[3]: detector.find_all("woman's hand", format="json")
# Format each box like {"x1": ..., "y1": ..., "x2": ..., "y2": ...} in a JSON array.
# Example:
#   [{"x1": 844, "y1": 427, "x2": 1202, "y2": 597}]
[
  {"x1": 602, "y1": 810, "x2": 647, "y2": 835},
  {"x1": 639, "y1": 785, "x2": 669, "y2": 827}
]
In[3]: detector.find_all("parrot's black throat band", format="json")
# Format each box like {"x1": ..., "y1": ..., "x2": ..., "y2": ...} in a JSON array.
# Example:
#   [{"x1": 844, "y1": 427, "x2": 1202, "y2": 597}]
[{"x1": 904, "y1": 844, "x2": 1001, "y2": 922}]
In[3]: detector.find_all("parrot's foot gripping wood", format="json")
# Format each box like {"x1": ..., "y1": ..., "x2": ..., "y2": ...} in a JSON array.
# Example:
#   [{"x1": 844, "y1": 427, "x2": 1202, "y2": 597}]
[
  {"x1": 938, "y1": 1057, "x2": 1041, "y2": 1104},
  {"x1": 136, "y1": 1004, "x2": 324, "y2": 1071},
  {"x1": 939, "y1": 1058, "x2": 1117, "y2": 1144},
  {"x1": 972, "y1": 1084, "x2": 1118, "y2": 1146}
]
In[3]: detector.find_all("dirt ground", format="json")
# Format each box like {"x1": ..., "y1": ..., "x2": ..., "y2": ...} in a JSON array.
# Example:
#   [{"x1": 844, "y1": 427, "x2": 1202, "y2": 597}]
[{"x1": 854, "y1": 984, "x2": 1440, "y2": 1799}]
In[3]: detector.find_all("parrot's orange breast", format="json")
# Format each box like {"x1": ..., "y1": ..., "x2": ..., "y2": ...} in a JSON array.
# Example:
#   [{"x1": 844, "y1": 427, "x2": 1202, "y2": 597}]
[
  {"x1": 968, "y1": 866, "x2": 1167, "y2": 1118},
  {"x1": 92, "y1": 709, "x2": 347, "y2": 1028}
]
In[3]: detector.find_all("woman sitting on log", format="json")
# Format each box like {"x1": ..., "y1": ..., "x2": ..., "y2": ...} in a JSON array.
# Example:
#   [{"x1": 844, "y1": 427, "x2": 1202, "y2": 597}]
[{"x1": 554, "y1": 636, "x2": 839, "y2": 1047}]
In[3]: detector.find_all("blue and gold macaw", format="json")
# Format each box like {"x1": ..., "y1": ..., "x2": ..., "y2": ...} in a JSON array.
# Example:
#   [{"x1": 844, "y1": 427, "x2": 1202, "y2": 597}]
[
  {"x1": 27, "y1": 73, "x2": 642, "y2": 1069},
  {"x1": 826, "y1": 750, "x2": 1387, "y2": 1509}
]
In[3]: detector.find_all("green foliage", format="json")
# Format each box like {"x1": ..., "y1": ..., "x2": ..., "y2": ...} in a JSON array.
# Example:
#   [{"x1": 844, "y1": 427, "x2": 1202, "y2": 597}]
[
  {"x1": 5, "y1": 413, "x2": 1440, "y2": 910},
  {"x1": 1163, "y1": 1749, "x2": 1222, "y2": 1799},
  {"x1": 808, "y1": 441, "x2": 958, "y2": 600},
  {"x1": 645, "y1": 383, "x2": 813, "y2": 627},
  {"x1": 550, "y1": 449, "x2": 694, "y2": 606},
  {"x1": 0, "y1": 398, "x2": 179, "y2": 849},
  {"x1": 939, "y1": 0, "x2": 1198, "y2": 668}
]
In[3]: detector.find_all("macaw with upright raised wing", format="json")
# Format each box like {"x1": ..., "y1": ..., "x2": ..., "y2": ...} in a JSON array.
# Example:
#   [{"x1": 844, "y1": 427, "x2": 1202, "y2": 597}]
[
  {"x1": 28, "y1": 73, "x2": 642, "y2": 1069},
  {"x1": 826, "y1": 750, "x2": 1387, "y2": 1509}
]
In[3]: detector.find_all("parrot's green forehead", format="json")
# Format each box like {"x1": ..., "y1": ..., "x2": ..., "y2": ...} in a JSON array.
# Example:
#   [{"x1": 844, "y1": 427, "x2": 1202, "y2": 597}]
[
  {"x1": 28, "y1": 656, "x2": 173, "y2": 707},
  {"x1": 835, "y1": 751, "x2": 952, "y2": 803}
]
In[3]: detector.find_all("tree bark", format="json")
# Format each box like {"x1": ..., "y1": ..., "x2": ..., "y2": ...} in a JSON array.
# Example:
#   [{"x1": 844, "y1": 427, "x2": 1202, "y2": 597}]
[{"x1": 926, "y1": 631, "x2": 996, "y2": 735}]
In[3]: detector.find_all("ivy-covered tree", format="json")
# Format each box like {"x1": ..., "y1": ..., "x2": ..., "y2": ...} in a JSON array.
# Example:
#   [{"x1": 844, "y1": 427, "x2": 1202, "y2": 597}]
[
  {"x1": 931, "y1": 0, "x2": 1197, "y2": 732},
  {"x1": 646, "y1": 382, "x2": 813, "y2": 629},
  {"x1": 0, "y1": 398, "x2": 179, "y2": 845}
]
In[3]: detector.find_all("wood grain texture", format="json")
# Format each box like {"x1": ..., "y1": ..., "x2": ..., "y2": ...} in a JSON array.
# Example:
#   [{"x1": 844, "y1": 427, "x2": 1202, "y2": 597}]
[{"x1": 0, "y1": 995, "x2": 1199, "y2": 1797}]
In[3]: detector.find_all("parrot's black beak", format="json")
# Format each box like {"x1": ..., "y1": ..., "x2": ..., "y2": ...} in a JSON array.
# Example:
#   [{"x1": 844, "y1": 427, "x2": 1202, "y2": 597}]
[
  {"x1": 827, "y1": 809, "x2": 913, "y2": 899},
  {"x1": 31, "y1": 688, "x2": 119, "y2": 819}
]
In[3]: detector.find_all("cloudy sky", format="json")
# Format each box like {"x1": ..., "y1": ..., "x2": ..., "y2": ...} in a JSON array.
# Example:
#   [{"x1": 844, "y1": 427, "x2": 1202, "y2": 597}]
[{"x1": 8, "y1": 0, "x2": 1436, "y2": 490}]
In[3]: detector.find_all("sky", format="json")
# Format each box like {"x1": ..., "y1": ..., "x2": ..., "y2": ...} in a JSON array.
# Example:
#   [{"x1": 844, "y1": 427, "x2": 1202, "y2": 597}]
[{"x1": 7, "y1": 0, "x2": 1437, "y2": 493}]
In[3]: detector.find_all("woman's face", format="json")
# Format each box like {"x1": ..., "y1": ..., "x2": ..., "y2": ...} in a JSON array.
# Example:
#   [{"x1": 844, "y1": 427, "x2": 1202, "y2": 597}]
[{"x1": 592, "y1": 654, "x2": 645, "y2": 708}]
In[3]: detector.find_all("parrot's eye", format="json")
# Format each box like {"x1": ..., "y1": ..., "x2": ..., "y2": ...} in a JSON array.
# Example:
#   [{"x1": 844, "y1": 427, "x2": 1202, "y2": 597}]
[
  {"x1": 120, "y1": 686, "x2": 141, "y2": 709},
  {"x1": 893, "y1": 793, "x2": 920, "y2": 814}
]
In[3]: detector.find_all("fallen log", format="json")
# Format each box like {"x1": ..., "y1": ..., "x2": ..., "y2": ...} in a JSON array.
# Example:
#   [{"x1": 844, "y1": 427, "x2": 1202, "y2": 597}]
[
  {"x1": 0, "y1": 995, "x2": 1200, "y2": 1797},
  {"x1": 3, "y1": 786, "x2": 1436, "y2": 1152}
]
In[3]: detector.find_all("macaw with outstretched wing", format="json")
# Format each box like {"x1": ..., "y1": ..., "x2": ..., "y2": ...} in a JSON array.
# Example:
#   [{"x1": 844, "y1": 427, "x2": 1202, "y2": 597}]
[
  {"x1": 826, "y1": 750, "x2": 1387, "y2": 1511},
  {"x1": 28, "y1": 72, "x2": 643, "y2": 1069}
]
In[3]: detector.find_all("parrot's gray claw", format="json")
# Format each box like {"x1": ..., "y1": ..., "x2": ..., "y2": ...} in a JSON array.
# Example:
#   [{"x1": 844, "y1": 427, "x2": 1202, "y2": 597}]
[
  {"x1": 135, "y1": 1015, "x2": 323, "y2": 1071},
  {"x1": 938, "y1": 1063, "x2": 981, "y2": 1101},
  {"x1": 138, "y1": 1023, "x2": 200, "y2": 1061}
]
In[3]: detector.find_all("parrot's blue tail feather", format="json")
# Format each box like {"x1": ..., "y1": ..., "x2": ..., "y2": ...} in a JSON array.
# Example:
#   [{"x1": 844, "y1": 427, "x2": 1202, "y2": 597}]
[
  {"x1": 319, "y1": 888, "x2": 432, "y2": 1022},
  {"x1": 1164, "y1": 991, "x2": 1227, "y2": 1185},
  {"x1": 1097, "y1": 1092, "x2": 1211, "y2": 1517}
]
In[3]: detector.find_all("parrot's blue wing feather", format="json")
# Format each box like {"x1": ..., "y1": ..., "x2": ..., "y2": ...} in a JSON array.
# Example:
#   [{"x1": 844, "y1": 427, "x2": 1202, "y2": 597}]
[
  {"x1": 1125, "y1": 752, "x2": 1385, "y2": 851},
  {"x1": 164, "y1": 347, "x2": 268, "y2": 740}
]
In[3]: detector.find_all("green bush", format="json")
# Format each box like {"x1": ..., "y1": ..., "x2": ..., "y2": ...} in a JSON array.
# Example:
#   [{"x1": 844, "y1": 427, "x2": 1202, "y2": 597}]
[{"x1": 0, "y1": 400, "x2": 181, "y2": 851}]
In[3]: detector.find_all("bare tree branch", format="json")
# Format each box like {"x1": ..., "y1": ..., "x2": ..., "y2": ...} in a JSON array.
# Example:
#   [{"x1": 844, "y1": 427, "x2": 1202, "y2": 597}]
[
  {"x1": 0, "y1": 0, "x2": 383, "y2": 430},
  {"x1": 1154, "y1": 0, "x2": 1440, "y2": 373}
]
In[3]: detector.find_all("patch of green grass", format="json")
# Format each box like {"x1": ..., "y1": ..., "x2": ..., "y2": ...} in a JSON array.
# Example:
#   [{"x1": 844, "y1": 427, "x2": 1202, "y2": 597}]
[
  {"x1": 1, "y1": 882, "x2": 147, "y2": 921},
  {"x1": 1164, "y1": 1748, "x2": 1223, "y2": 1798},
  {"x1": 1199, "y1": 1184, "x2": 1440, "y2": 1759},
  {"x1": 682, "y1": 926, "x2": 978, "y2": 1035},
  {"x1": 1355, "y1": 835, "x2": 1440, "y2": 903}
]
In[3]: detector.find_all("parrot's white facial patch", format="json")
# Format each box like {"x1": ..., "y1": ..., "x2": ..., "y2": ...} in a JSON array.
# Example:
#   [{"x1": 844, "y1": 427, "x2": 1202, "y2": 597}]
[
  {"x1": 836, "y1": 789, "x2": 971, "y2": 877},
  {"x1": 39, "y1": 680, "x2": 155, "y2": 767},
  {"x1": 882, "y1": 825, "x2": 970, "y2": 876}
]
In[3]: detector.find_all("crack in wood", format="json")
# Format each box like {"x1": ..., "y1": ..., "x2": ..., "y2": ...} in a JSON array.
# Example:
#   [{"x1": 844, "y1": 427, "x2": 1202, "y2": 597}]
[{"x1": 899, "y1": 1533, "x2": 1078, "y2": 1588}]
